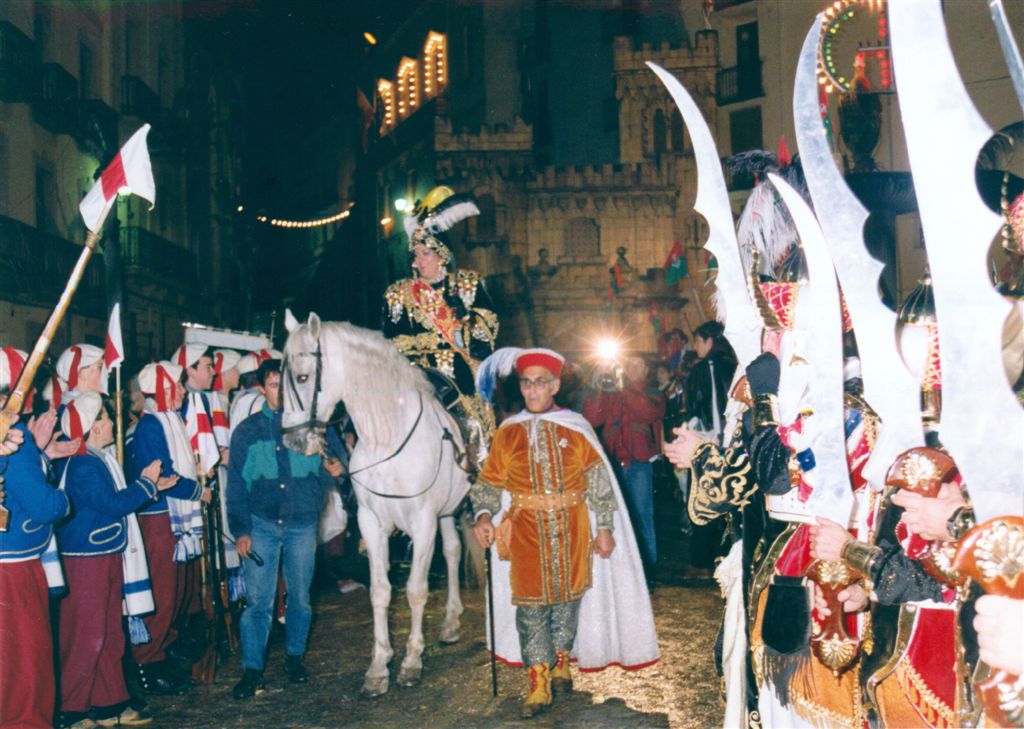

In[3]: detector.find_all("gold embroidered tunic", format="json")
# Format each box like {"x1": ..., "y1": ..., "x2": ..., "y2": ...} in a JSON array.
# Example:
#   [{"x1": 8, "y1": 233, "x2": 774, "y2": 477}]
[
  {"x1": 471, "y1": 417, "x2": 616, "y2": 606},
  {"x1": 382, "y1": 269, "x2": 498, "y2": 396}
]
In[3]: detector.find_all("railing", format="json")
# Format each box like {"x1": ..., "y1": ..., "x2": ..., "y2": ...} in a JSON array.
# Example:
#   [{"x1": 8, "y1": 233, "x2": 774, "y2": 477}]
[
  {"x1": 35, "y1": 62, "x2": 79, "y2": 135},
  {"x1": 78, "y1": 98, "x2": 119, "y2": 156},
  {"x1": 120, "y1": 226, "x2": 196, "y2": 288},
  {"x1": 0, "y1": 214, "x2": 104, "y2": 312},
  {"x1": 716, "y1": 60, "x2": 763, "y2": 106},
  {"x1": 121, "y1": 75, "x2": 160, "y2": 122},
  {"x1": 0, "y1": 21, "x2": 35, "y2": 102}
]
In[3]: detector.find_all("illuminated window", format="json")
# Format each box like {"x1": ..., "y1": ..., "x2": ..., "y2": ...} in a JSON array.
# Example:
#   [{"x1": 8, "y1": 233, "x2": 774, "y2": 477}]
[
  {"x1": 377, "y1": 79, "x2": 395, "y2": 131},
  {"x1": 397, "y1": 57, "x2": 419, "y2": 119},
  {"x1": 423, "y1": 31, "x2": 447, "y2": 99}
]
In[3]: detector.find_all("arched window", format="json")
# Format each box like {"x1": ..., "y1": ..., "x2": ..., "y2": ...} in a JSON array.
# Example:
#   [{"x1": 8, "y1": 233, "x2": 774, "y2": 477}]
[
  {"x1": 476, "y1": 194, "x2": 496, "y2": 238},
  {"x1": 653, "y1": 108, "x2": 667, "y2": 154},
  {"x1": 423, "y1": 32, "x2": 447, "y2": 99},
  {"x1": 566, "y1": 217, "x2": 600, "y2": 258},
  {"x1": 397, "y1": 57, "x2": 419, "y2": 119},
  {"x1": 671, "y1": 110, "x2": 686, "y2": 152}
]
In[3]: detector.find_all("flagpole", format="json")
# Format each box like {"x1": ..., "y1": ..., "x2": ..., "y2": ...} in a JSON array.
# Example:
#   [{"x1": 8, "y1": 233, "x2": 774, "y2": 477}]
[
  {"x1": 115, "y1": 366, "x2": 124, "y2": 465},
  {"x1": 0, "y1": 200, "x2": 115, "y2": 530}
]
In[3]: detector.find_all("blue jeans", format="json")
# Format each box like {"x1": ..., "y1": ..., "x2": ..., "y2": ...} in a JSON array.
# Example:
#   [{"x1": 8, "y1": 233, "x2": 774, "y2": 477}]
[
  {"x1": 620, "y1": 461, "x2": 657, "y2": 568},
  {"x1": 240, "y1": 515, "x2": 317, "y2": 671}
]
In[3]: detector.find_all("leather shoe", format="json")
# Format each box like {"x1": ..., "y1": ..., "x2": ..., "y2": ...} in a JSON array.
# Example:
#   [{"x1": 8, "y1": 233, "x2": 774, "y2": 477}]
[
  {"x1": 285, "y1": 655, "x2": 309, "y2": 684},
  {"x1": 233, "y1": 669, "x2": 265, "y2": 700}
]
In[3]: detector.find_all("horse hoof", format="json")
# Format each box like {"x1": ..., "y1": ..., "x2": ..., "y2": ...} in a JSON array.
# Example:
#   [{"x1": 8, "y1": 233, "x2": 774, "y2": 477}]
[
  {"x1": 438, "y1": 629, "x2": 460, "y2": 645},
  {"x1": 396, "y1": 666, "x2": 422, "y2": 687},
  {"x1": 361, "y1": 676, "x2": 390, "y2": 698}
]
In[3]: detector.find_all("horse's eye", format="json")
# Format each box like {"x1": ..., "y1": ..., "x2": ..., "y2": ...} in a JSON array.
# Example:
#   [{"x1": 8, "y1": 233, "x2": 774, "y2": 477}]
[{"x1": 297, "y1": 374, "x2": 309, "y2": 384}]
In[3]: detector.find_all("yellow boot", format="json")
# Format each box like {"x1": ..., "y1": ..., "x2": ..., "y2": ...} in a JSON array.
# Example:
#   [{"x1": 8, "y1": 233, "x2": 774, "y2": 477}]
[
  {"x1": 551, "y1": 650, "x2": 573, "y2": 697},
  {"x1": 520, "y1": 663, "x2": 552, "y2": 718}
]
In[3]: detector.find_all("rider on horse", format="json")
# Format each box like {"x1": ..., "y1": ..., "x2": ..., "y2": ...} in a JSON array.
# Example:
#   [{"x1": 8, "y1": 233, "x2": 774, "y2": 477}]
[{"x1": 382, "y1": 186, "x2": 499, "y2": 472}]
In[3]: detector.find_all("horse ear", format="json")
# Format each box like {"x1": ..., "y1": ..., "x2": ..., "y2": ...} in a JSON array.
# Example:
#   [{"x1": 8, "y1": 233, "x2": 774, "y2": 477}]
[
  {"x1": 307, "y1": 312, "x2": 321, "y2": 339},
  {"x1": 285, "y1": 309, "x2": 300, "y2": 332}
]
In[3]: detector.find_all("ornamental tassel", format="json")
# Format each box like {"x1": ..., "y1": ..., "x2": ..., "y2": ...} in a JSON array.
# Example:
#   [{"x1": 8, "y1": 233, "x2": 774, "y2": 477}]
[{"x1": 128, "y1": 616, "x2": 152, "y2": 645}]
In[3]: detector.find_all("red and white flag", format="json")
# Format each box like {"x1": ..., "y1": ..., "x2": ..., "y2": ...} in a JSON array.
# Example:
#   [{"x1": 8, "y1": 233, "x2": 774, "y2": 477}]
[
  {"x1": 79, "y1": 124, "x2": 156, "y2": 232},
  {"x1": 104, "y1": 302, "x2": 124, "y2": 370}
]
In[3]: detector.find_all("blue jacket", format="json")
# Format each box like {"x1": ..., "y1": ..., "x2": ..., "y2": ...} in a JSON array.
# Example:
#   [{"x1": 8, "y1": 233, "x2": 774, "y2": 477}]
[
  {"x1": 127, "y1": 414, "x2": 202, "y2": 515},
  {"x1": 0, "y1": 424, "x2": 70, "y2": 561},
  {"x1": 226, "y1": 404, "x2": 333, "y2": 537},
  {"x1": 56, "y1": 451, "x2": 158, "y2": 556}
]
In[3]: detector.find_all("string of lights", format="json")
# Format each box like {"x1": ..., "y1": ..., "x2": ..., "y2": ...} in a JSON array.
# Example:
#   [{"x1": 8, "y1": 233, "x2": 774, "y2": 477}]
[{"x1": 239, "y1": 203, "x2": 354, "y2": 229}]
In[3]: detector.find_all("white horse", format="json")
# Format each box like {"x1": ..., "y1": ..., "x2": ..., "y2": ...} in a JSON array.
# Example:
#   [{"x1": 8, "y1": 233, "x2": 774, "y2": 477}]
[{"x1": 281, "y1": 310, "x2": 471, "y2": 697}]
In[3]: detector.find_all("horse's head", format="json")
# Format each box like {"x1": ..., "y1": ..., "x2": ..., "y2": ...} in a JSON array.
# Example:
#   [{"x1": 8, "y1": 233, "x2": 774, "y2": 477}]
[{"x1": 281, "y1": 309, "x2": 334, "y2": 455}]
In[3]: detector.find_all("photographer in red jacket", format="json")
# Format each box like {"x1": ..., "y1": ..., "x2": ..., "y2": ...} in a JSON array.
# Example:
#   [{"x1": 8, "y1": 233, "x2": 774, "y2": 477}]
[{"x1": 583, "y1": 355, "x2": 664, "y2": 582}]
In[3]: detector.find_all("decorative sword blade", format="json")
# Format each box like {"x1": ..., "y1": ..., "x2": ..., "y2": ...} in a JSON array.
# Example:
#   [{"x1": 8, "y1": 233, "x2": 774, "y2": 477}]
[
  {"x1": 768, "y1": 173, "x2": 852, "y2": 524},
  {"x1": 793, "y1": 17, "x2": 923, "y2": 488},
  {"x1": 890, "y1": 0, "x2": 1023, "y2": 521},
  {"x1": 989, "y1": 0, "x2": 1024, "y2": 114},
  {"x1": 647, "y1": 62, "x2": 762, "y2": 370}
]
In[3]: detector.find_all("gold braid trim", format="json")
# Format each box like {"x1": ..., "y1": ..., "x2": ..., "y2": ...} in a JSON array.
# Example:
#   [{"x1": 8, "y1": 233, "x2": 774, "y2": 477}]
[
  {"x1": 894, "y1": 659, "x2": 957, "y2": 728},
  {"x1": 469, "y1": 307, "x2": 499, "y2": 343},
  {"x1": 688, "y1": 443, "x2": 754, "y2": 526}
]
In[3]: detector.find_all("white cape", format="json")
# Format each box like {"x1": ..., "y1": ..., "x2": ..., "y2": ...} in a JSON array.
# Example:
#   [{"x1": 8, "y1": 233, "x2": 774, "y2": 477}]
[{"x1": 484, "y1": 409, "x2": 660, "y2": 671}]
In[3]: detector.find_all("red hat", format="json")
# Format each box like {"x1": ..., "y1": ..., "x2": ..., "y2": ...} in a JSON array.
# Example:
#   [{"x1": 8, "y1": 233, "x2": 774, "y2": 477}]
[{"x1": 515, "y1": 348, "x2": 565, "y2": 377}]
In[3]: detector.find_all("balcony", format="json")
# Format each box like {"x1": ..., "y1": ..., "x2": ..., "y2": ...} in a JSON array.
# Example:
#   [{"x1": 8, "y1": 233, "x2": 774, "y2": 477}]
[
  {"x1": 0, "y1": 214, "x2": 104, "y2": 313},
  {"x1": 121, "y1": 75, "x2": 160, "y2": 122},
  {"x1": 78, "y1": 98, "x2": 120, "y2": 157},
  {"x1": 35, "y1": 62, "x2": 79, "y2": 135},
  {"x1": 0, "y1": 21, "x2": 36, "y2": 102},
  {"x1": 716, "y1": 60, "x2": 763, "y2": 106},
  {"x1": 120, "y1": 226, "x2": 196, "y2": 289}
]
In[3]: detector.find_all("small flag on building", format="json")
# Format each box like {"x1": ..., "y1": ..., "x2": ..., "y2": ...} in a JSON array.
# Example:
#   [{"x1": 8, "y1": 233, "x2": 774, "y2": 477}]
[
  {"x1": 608, "y1": 252, "x2": 623, "y2": 301},
  {"x1": 664, "y1": 240, "x2": 688, "y2": 287},
  {"x1": 79, "y1": 124, "x2": 156, "y2": 232},
  {"x1": 649, "y1": 301, "x2": 662, "y2": 336}
]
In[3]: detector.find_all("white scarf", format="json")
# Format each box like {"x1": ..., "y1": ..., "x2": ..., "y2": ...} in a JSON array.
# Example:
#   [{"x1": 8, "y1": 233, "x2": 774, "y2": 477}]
[
  {"x1": 94, "y1": 446, "x2": 155, "y2": 620},
  {"x1": 485, "y1": 409, "x2": 660, "y2": 672},
  {"x1": 148, "y1": 411, "x2": 202, "y2": 562}
]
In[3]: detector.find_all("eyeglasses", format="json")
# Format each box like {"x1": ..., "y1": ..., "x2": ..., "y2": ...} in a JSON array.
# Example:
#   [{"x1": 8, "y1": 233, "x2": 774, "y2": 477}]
[{"x1": 519, "y1": 377, "x2": 554, "y2": 390}]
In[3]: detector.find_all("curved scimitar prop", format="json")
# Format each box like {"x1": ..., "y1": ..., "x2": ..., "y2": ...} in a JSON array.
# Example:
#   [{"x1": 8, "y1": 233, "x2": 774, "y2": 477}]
[
  {"x1": 890, "y1": 0, "x2": 1024, "y2": 521},
  {"x1": 647, "y1": 62, "x2": 762, "y2": 370},
  {"x1": 769, "y1": 173, "x2": 853, "y2": 525},
  {"x1": 989, "y1": 0, "x2": 1024, "y2": 114},
  {"x1": 793, "y1": 16, "x2": 923, "y2": 488}
]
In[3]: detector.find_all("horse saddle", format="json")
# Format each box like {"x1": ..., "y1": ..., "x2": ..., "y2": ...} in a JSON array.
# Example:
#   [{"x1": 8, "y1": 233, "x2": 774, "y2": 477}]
[{"x1": 423, "y1": 368, "x2": 461, "y2": 410}]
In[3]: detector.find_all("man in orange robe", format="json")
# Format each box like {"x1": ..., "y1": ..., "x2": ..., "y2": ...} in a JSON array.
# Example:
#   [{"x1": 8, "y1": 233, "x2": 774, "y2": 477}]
[{"x1": 471, "y1": 348, "x2": 617, "y2": 719}]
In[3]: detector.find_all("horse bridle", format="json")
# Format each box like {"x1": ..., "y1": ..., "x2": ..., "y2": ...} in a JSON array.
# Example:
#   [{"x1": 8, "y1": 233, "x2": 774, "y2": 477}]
[
  {"x1": 281, "y1": 338, "x2": 327, "y2": 438},
  {"x1": 282, "y1": 334, "x2": 461, "y2": 500}
]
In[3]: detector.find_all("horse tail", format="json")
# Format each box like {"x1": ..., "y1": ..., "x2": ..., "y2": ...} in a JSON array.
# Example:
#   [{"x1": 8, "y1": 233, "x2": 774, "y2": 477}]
[{"x1": 459, "y1": 506, "x2": 485, "y2": 590}]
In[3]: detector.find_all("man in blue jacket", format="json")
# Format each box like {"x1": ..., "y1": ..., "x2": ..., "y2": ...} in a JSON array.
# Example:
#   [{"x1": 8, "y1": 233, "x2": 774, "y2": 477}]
[{"x1": 227, "y1": 360, "x2": 342, "y2": 699}]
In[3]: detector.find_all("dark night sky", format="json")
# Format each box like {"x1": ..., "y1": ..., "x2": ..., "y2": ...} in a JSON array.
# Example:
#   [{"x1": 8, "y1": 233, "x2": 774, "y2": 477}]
[{"x1": 190, "y1": 0, "x2": 422, "y2": 212}]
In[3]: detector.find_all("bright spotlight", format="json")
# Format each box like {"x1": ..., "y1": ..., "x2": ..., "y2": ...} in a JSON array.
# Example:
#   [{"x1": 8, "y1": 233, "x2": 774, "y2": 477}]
[
  {"x1": 394, "y1": 198, "x2": 409, "y2": 213},
  {"x1": 595, "y1": 338, "x2": 621, "y2": 361}
]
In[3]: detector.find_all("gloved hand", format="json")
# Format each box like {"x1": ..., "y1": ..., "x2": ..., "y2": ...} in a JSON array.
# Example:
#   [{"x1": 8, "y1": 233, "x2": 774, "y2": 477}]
[{"x1": 747, "y1": 353, "x2": 780, "y2": 396}]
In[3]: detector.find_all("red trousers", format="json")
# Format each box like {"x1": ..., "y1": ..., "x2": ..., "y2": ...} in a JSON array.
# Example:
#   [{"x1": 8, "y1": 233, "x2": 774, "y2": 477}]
[
  {"x1": 131, "y1": 515, "x2": 184, "y2": 665},
  {"x1": 59, "y1": 554, "x2": 130, "y2": 713},
  {"x1": 0, "y1": 559, "x2": 55, "y2": 728}
]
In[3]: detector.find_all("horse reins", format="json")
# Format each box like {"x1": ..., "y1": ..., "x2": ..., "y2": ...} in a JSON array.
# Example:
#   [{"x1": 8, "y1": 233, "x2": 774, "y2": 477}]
[{"x1": 281, "y1": 337, "x2": 327, "y2": 437}]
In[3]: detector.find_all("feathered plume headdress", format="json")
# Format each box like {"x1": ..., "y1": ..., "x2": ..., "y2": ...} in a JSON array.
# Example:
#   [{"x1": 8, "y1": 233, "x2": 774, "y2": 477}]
[
  {"x1": 728, "y1": 146, "x2": 811, "y2": 330},
  {"x1": 404, "y1": 186, "x2": 480, "y2": 266}
]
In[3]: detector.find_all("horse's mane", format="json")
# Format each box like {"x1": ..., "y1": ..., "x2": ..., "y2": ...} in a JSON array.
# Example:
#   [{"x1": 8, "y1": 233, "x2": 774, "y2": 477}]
[{"x1": 320, "y1": 321, "x2": 435, "y2": 445}]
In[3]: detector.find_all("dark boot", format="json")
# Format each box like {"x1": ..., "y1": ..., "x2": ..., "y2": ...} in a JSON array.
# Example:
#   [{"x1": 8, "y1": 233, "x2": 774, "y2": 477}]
[
  {"x1": 232, "y1": 669, "x2": 265, "y2": 700},
  {"x1": 285, "y1": 654, "x2": 309, "y2": 684},
  {"x1": 135, "y1": 662, "x2": 189, "y2": 696}
]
